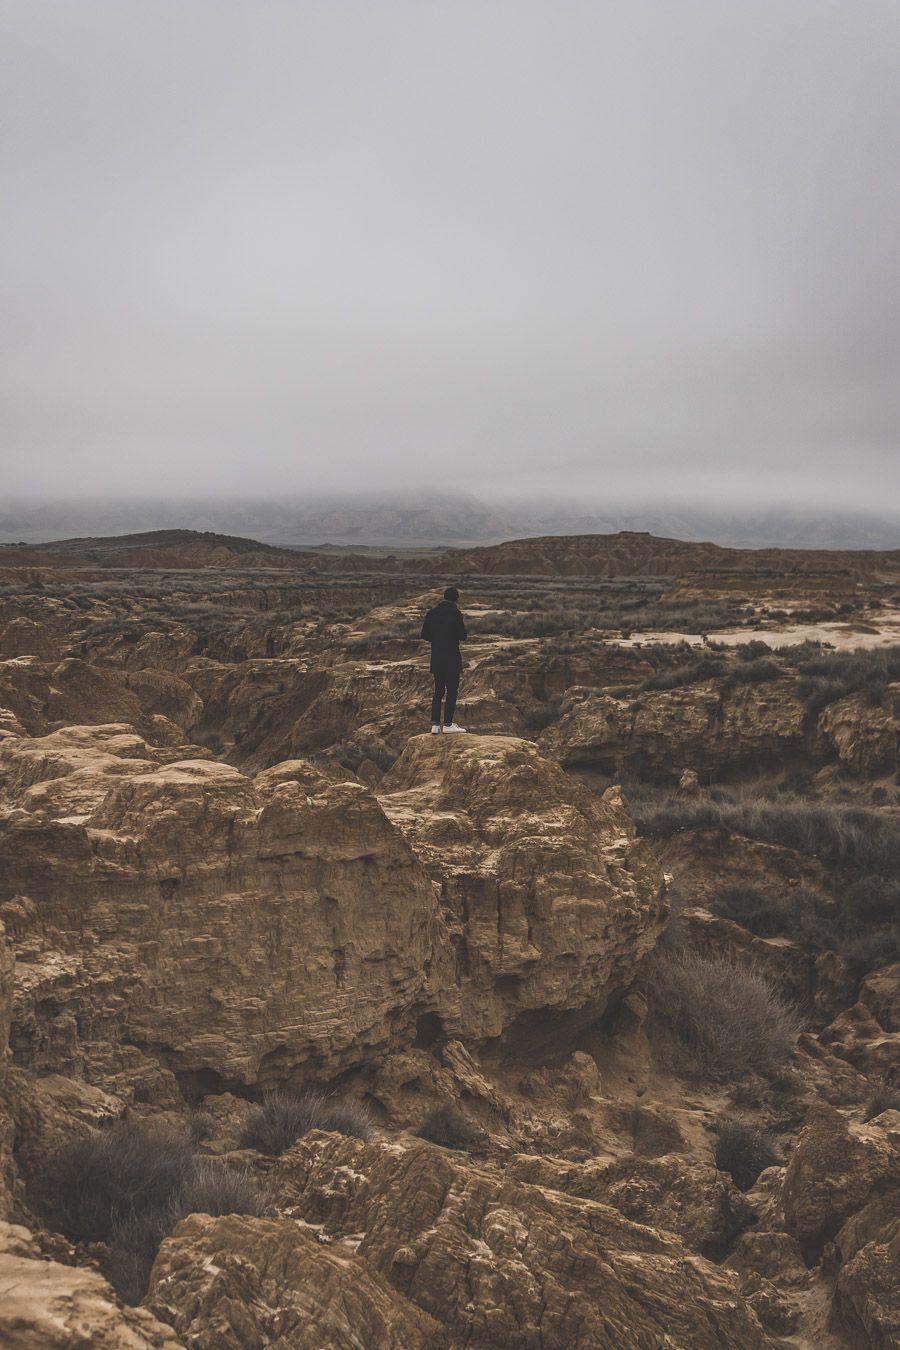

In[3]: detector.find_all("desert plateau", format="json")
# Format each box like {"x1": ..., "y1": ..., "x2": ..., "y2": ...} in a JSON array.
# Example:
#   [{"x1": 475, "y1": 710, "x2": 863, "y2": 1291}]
[{"x1": 0, "y1": 527, "x2": 898, "y2": 1347}]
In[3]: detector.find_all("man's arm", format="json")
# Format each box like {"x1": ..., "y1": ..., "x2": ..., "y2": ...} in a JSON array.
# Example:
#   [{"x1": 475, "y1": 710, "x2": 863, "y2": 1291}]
[
  {"x1": 457, "y1": 610, "x2": 468, "y2": 641},
  {"x1": 421, "y1": 611, "x2": 433, "y2": 641}
]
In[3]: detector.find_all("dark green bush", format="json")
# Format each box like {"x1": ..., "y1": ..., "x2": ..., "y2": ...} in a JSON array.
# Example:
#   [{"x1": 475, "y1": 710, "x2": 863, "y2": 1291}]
[
  {"x1": 712, "y1": 883, "x2": 836, "y2": 950},
  {"x1": 721, "y1": 659, "x2": 784, "y2": 690},
  {"x1": 47, "y1": 1122, "x2": 195, "y2": 1244},
  {"x1": 843, "y1": 876, "x2": 900, "y2": 923},
  {"x1": 638, "y1": 656, "x2": 725, "y2": 692},
  {"x1": 839, "y1": 925, "x2": 900, "y2": 987}
]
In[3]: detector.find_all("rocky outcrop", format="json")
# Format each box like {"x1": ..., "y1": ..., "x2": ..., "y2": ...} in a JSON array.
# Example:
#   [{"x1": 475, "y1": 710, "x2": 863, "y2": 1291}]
[
  {"x1": 859, "y1": 962, "x2": 900, "y2": 1032},
  {"x1": 818, "y1": 688, "x2": 899, "y2": 777},
  {"x1": 830, "y1": 1190, "x2": 900, "y2": 1347},
  {"x1": 270, "y1": 1131, "x2": 771, "y2": 1348},
  {"x1": 819, "y1": 1002, "x2": 900, "y2": 1078},
  {"x1": 1, "y1": 726, "x2": 664, "y2": 1098},
  {"x1": 147, "y1": 1212, "x2": 444, "y2": 1348},
  {"x1": 504, "y1": 1151, "x2": 755, "y2": 1257},
  {"x1": 540, "y1": 678, "x2": 808, "y2": 777},
  {"x1": 378, "y1": 735, "x2": 667, "y2": 1045},
  {"x1": 5, "y1": 1069, "x2": 124, "y2": 1205},
  {"x1": 0, "y1": 921, "x2": 17, "y2": 1219},
  {"x1": 0, "y1": 727, "x2": 440, "y2": 1091},
  {"x1": 0, "y1": 656, "x2": 201, "y2": 741},
  {"x1": 0, "y1": 1221, "x2": 180, "y2": 1348},
  {"x1": 781, "y1": 1102, "x2": 900, "y2": 1258}
]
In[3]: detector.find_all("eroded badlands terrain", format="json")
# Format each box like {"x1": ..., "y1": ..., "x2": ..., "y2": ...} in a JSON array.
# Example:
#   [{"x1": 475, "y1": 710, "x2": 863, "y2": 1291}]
[{"x1": 0, "y1": 529, "x2": 898, "y2": 1348}]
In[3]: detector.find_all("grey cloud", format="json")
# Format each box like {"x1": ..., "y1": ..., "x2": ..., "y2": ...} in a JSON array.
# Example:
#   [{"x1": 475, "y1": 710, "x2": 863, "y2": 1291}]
[{"x1": 1, "y1": 0, "x2": 898, "y2": 508}]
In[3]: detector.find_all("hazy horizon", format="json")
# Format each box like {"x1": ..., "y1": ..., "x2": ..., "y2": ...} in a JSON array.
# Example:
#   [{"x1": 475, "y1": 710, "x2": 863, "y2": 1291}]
[
  {"x1": 3, "y1": 2, "x2": 898, "y2": 507},
  {"x1": 3, "y1": 489, "x2": 898, "y2": 551}
]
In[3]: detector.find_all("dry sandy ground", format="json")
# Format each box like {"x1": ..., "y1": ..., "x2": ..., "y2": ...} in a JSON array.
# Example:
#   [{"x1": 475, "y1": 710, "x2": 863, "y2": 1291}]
[{"x1": 620, "y1": 608, "x2": 900, "y2": 652}]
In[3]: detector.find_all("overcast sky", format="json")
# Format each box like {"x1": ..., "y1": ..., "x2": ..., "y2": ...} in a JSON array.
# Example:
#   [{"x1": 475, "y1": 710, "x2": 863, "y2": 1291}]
[{"x1": 2, "y1": 1, "x2": 898, "y2": 508}]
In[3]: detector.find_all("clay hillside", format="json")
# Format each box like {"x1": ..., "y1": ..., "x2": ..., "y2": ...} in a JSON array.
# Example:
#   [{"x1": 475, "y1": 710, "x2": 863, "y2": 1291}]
[
  {"x1": 4, "y1": 526, "x2": 900, "y2": 582},
  {"x1": 0, "y1": 529, "x2": 899, "y2": 1347}
]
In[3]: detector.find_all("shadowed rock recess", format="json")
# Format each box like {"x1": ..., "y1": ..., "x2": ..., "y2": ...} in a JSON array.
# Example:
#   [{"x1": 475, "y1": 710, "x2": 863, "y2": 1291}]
[{"x1": 1, "y1": 528, "x2": 899, "y2": 1346}]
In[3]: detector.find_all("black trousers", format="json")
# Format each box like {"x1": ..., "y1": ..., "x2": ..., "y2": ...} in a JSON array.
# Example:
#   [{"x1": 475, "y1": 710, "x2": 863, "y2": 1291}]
[{"x1": 431, "y1": 670, "x2": 459, "y2": 724}]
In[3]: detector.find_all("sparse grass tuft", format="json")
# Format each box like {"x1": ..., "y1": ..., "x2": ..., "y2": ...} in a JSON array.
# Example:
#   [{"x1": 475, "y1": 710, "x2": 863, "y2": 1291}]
[
  {"x1": 45, "y1": 1121, "x2": 266, "y2": 1304},
  {"x1": 47, "y1": 1122, "x2": 195, "y2": 1245},
  {"x1": 796, "y1": 646, "x2": 900, "y2": 715},
  {"x1": 863, "y1": 1085, "x2": 900, "y2": 1122},
  {"x1": 633, "y1": 792, "x2": 900, "y2": 880},
  {"x1": 238, "y1": 1088, "x2": 373, "y2": 1155},
  {"x1": 715, "y1": 1121, "x2": 781, "y2": 1190}
]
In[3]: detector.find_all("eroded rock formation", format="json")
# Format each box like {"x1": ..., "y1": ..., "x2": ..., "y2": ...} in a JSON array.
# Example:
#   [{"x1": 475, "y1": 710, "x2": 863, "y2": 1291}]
[{"x1": 1, "y1": 725, "x2": 665, "y2": 1099}]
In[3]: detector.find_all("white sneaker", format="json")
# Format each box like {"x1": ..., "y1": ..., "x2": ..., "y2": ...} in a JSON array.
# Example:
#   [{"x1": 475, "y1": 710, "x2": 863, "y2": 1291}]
[
  {"x1": 443, "y1": 723, "x2": 467, "y2": 733},
  {"x1": 431, "y1": 724, "x2": 441, "y2": 734}
]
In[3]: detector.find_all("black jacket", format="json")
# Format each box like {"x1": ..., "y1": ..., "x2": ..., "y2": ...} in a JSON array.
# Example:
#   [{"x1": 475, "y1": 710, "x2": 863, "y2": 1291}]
[{"x1": 421, "y1": 599, "x2": 467, "y2": 675}]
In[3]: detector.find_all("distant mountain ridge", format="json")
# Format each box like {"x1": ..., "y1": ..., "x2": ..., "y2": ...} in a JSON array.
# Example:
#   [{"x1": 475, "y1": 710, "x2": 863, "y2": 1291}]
[{"x1": 3, "y1": 527, "x2": 898, "y2": 582}]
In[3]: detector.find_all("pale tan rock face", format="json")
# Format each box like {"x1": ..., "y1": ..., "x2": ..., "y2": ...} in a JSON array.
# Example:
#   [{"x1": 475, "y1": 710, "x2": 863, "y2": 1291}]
[
  {"x1": 378, "y1": 734, "x2": 667, "y2": 1043},
  {"x1": 1, "y1": 726, "x2": 441, "y2": 1090},
  {"x1": 2, "y1": 726, "x2": 664, "y2": 1095},
  {"x1": 146, "y1": 1212, "x2": 445, "y2": 1349},
  {"x1": 818, "y1": 688, "x2": 899, "y2": 777},
  {"x1": 540, "y1": 678, "x2": 808, "y2": 776},
  {"x1": 0, "y1": 1221, "x2": 181, "y2": 1349},
  {"x1": 271, "y1": 1131, "x2": 772, "y2": 1349}
]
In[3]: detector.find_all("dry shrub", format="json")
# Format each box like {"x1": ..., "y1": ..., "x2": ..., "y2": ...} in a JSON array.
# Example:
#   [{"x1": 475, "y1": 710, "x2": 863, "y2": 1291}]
[
  {"x1": 47, "y1": 1122, "x2": 195, "y2": 1245},
  {"x1": 45, "y1": 1122, "x2": 266, "y2": 1304},
  {"x1": 239, "y1": 1088, "x2": 373, "y2": 1155},
  {"x1": 634, "y1": 793, "x2": 900, "y2": 880},
  {"x1": 863, "y1": 1084, "x2": 900, "y2": 1122},
  {"x1": 715, "y1": 1121, "x2": 781, "y2": 1191},
  {"x1": 797, "y1": 645, "x2": 900, "y2": 714},
  {"x1": 648, "y1": 946, "x2": 802, "y2": 1081}
]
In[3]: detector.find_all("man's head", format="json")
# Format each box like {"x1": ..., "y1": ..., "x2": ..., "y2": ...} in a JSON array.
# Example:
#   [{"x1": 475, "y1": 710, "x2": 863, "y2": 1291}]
[{"x1": 443, "y1": 586, "x2": 460, "y2": 603}]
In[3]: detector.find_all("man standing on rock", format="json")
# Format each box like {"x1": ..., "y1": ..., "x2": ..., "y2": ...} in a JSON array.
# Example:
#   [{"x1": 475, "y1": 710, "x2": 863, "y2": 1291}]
[{"x1": 421, "y1": 586, "x2": 468, "y2": 734}]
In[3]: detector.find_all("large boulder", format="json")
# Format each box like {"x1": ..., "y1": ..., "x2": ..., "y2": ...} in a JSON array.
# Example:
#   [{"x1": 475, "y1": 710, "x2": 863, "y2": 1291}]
[
  {"x1": 1, "y1": 726, "x2": 665, "y2": 1095},
  {"x1": 270, "y1": 1131, "x2": 771, "y2": 1349},
  {"x1": 378, "y1": 735, "x2": 667, "y2": 1044},
  {"x1": 0, "y1": 727, "x2": 441, "y2": 1089},
  {"x1": 818, "y1": 689, "x2": 899, "y2": 777},
  {"x1": 819, "y1": 1002, "x2": 900, "y2": 1078},
  {"x1": 505, "y1": 1151, "x2": 755, "y2": 1258},
  {"x1": 860, "y1": 961, "x2": 900, "y2": 1032},
  {"x1": 0, "y1": 1221, "x2": 180, "y2": 1348},
  {"x1": 781, "y1": 1102, "x2": 900, "y2": 1258},
  {"x1": 146, "y1": 1212, "x2": 444, "y2": 1348},
  {"x1": 830, "y1": 1191, "x2": 900, "y2": 1348}
]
